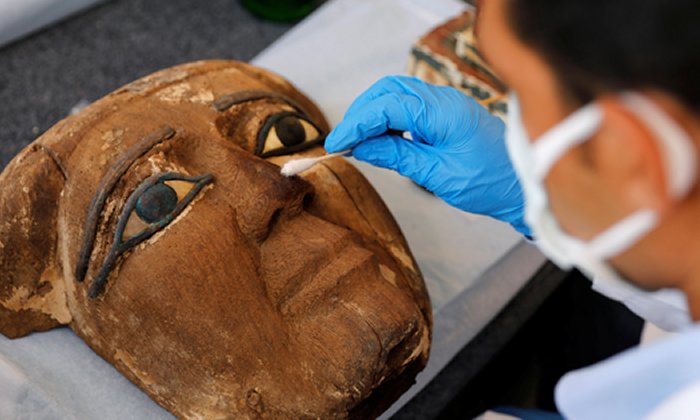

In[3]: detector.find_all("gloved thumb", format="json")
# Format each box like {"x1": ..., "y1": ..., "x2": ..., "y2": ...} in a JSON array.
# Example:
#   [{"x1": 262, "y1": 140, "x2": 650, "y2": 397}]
[{"x1": 351, "y1": 134, "x2": 438, "y2": 188}]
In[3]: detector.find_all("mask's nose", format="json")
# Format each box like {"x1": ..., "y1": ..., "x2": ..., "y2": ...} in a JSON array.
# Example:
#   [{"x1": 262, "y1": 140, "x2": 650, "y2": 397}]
[{"x1": 235, "y1": 160, "x2": 315, "y2": 243}]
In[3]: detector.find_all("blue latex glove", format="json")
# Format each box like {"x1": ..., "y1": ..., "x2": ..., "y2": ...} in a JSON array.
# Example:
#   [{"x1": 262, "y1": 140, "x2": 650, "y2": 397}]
[{"x1": 325, "y1": 76, "x2": 531, "y2": 237}]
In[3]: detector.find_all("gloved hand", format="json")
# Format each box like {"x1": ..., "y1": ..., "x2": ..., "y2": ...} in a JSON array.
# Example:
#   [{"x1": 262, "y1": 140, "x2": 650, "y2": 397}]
[{"x1": 325, "y1": 76, "x2": 531, "y2": 237}]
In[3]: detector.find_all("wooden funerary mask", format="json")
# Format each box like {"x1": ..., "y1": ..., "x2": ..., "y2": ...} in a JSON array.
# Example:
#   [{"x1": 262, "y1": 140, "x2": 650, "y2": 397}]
[{"x1": 0, "y1": 61, "x2": 431, "y2": 418}]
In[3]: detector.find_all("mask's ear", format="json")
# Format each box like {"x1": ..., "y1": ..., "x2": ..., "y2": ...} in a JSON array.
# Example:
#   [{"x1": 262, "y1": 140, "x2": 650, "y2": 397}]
[{"x1": 0, "y1": 144, "x2": 71, "y2": 338}]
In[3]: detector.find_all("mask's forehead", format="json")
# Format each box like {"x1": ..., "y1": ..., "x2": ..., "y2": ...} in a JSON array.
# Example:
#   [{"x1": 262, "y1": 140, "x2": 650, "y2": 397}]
[{"x1": 39, "y1": 60, "x2": 328, "y2": 170}]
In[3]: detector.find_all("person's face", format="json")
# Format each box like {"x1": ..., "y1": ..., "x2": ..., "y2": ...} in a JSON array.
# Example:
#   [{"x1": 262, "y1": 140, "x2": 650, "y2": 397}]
[
  {"x1": 38, "y1": 62, "x2": 430, "y2": 418},
  {"x1": 477, "y1": 0, "x2": 602, "y2": 237},
  {"x1": 476, "y1": 0, "x2": 693, "y2": 290}
]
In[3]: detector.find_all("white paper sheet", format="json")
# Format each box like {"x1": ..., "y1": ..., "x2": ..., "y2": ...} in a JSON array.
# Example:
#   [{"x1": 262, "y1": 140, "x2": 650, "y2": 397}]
[{"x1": 0, "y1": 328, "x2": 171, "y2": 419}]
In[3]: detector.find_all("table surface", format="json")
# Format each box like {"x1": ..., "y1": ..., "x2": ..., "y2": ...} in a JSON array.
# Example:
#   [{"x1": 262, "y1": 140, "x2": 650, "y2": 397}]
[{"x1": 0, "y1": 0, "x2": 547, "y2": 418}]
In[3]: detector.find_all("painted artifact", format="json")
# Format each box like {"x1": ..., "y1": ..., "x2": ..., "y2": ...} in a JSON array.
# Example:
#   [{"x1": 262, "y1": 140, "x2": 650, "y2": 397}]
[
  {"x1": 409, "y1": 9, "x2": 508, "y2": 120},
  {"x1": 0, "y1": 60, "x2": 431, "y2": 419}
]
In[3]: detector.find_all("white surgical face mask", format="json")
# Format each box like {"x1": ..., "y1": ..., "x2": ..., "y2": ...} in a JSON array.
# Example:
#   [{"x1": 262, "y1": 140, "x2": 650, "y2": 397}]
[{"x1": 505, "y1": 93, "x2": 697, "y2": 331}]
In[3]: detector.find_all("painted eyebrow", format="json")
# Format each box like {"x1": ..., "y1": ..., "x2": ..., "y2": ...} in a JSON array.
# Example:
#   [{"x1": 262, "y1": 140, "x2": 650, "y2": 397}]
[
  {"x1": 75, "y1": 126, "x2": 176, "y2": 284},
  {"x1": 212, "y1": 89, "x2": 310, "y2": 117}
]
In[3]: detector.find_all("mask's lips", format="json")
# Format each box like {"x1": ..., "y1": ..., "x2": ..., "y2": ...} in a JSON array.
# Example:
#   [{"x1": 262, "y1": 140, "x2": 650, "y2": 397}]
[{"x1": 279, "y1": 235, "x2": 372, "y2": 316}]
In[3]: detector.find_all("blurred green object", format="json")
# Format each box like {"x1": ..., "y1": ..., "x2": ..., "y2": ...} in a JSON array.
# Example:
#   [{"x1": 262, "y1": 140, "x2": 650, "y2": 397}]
[{"x1": 241, "y1": 0, "x2": 325, "y2": 22}]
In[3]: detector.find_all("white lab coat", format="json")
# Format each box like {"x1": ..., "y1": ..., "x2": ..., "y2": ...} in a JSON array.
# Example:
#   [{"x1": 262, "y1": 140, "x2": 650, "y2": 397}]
[
  {"x1": 478, "y1": 276, "x2": 700, "y2": 419},
  {"x1": 546, "y1": 269, "x2": 700, "y2": 419},
  {"x1": 556, "y1": 322, "x2": 700, "y2": 419}
]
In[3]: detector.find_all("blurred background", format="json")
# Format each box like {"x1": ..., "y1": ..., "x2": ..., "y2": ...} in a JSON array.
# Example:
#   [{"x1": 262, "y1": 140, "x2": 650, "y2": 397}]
[{"x1": 0, "y1": 0, "x2": 308, "y2": 167}]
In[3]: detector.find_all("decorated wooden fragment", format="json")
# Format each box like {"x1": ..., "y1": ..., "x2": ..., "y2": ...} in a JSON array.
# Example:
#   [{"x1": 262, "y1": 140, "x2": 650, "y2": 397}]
[
  {"x1": 409, "y1": 9, "x2": 508, "y2": 119},
  {"x1": 0, "y1": 60, "x2": 431, "y2": 419}
]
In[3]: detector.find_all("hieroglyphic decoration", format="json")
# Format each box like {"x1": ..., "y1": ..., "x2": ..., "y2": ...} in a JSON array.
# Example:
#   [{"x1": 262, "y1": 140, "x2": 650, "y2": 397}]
[{"x1": 409, "y1": 10, "x2": 508, "y2": 120}]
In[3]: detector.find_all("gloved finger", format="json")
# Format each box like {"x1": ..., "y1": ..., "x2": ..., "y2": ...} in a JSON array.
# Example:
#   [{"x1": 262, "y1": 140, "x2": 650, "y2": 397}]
[
  {"x1": 350, "y1": 134, "x2": 438, "y2": 188},
  {"x1": 324, "y1": 92, "x2": 424, "y2": 153},
  {"x1": 345, "y1": 75, "x2": 430, "y2": 116},
  {"x1": 344, "y1": 77, "x2": 492, "y2": 146}
]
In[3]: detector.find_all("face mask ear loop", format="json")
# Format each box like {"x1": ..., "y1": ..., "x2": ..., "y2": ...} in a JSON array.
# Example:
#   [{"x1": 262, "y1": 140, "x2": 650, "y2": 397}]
[
  {"x1": 531, "y1": 104, "x2": 604, "y2": 180},
  {"x1": 582, "y1": 94, "x2": 698, "y2": 261},
  {"x1": 620, "y1": 93, "x2": 698, "y2": 199},
  {"x1": 585, "y1": 209, "x2": 659, "y2": 260}
]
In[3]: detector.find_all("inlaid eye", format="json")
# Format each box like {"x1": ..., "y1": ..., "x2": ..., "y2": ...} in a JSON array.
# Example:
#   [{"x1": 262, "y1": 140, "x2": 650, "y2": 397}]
[
  {"x1": 257, "y1": 111, "x2": 324, "y2": 158},
  {"x1": 88, "y1": 172, "x2": 213, "y2": 298},
  {"x1": 275, "y1": 116, "x2": 307, "y2": 147},
  {"x1": 136, "y1": 183, "x2": 178, "y2": 223},
  {"x1": 121, "y1": 177, "x2": 208, "y2": 241}
]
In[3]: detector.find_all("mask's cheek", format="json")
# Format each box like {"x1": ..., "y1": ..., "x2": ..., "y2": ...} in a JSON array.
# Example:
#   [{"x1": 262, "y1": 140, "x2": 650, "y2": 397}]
[
  {"x1": 295, "y1": 157, "x2": 432, "y2": 324},
  {"x1": 68, "y1": 189, "x2": 293, "y2": 415}
]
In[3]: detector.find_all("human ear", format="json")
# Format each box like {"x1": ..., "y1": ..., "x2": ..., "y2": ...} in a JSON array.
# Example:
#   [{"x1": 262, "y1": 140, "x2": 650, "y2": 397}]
[
  {"x1": 0, "y1": 144, "x2": 70, "y2": 338},
  {"x1": 589, "y1": 96, "x2": 672, "y2": 215}
]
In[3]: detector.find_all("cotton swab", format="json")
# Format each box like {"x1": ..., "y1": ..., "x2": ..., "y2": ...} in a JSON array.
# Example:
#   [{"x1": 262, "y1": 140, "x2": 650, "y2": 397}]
[{"x1": 280, "y1": 151, "x2": 350, "y2": 177}]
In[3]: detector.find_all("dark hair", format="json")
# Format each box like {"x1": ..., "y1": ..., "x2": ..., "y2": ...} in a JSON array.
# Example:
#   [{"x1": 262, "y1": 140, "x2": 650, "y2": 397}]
[{"x1": 507, "y1": 0, "x2": 700, "y2": 111}]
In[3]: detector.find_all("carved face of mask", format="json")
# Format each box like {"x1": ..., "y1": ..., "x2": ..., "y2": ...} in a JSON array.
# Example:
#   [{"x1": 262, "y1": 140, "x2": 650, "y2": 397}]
[{"x1": 0, "y1": 61, "x2": 431, "y2": 418}]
